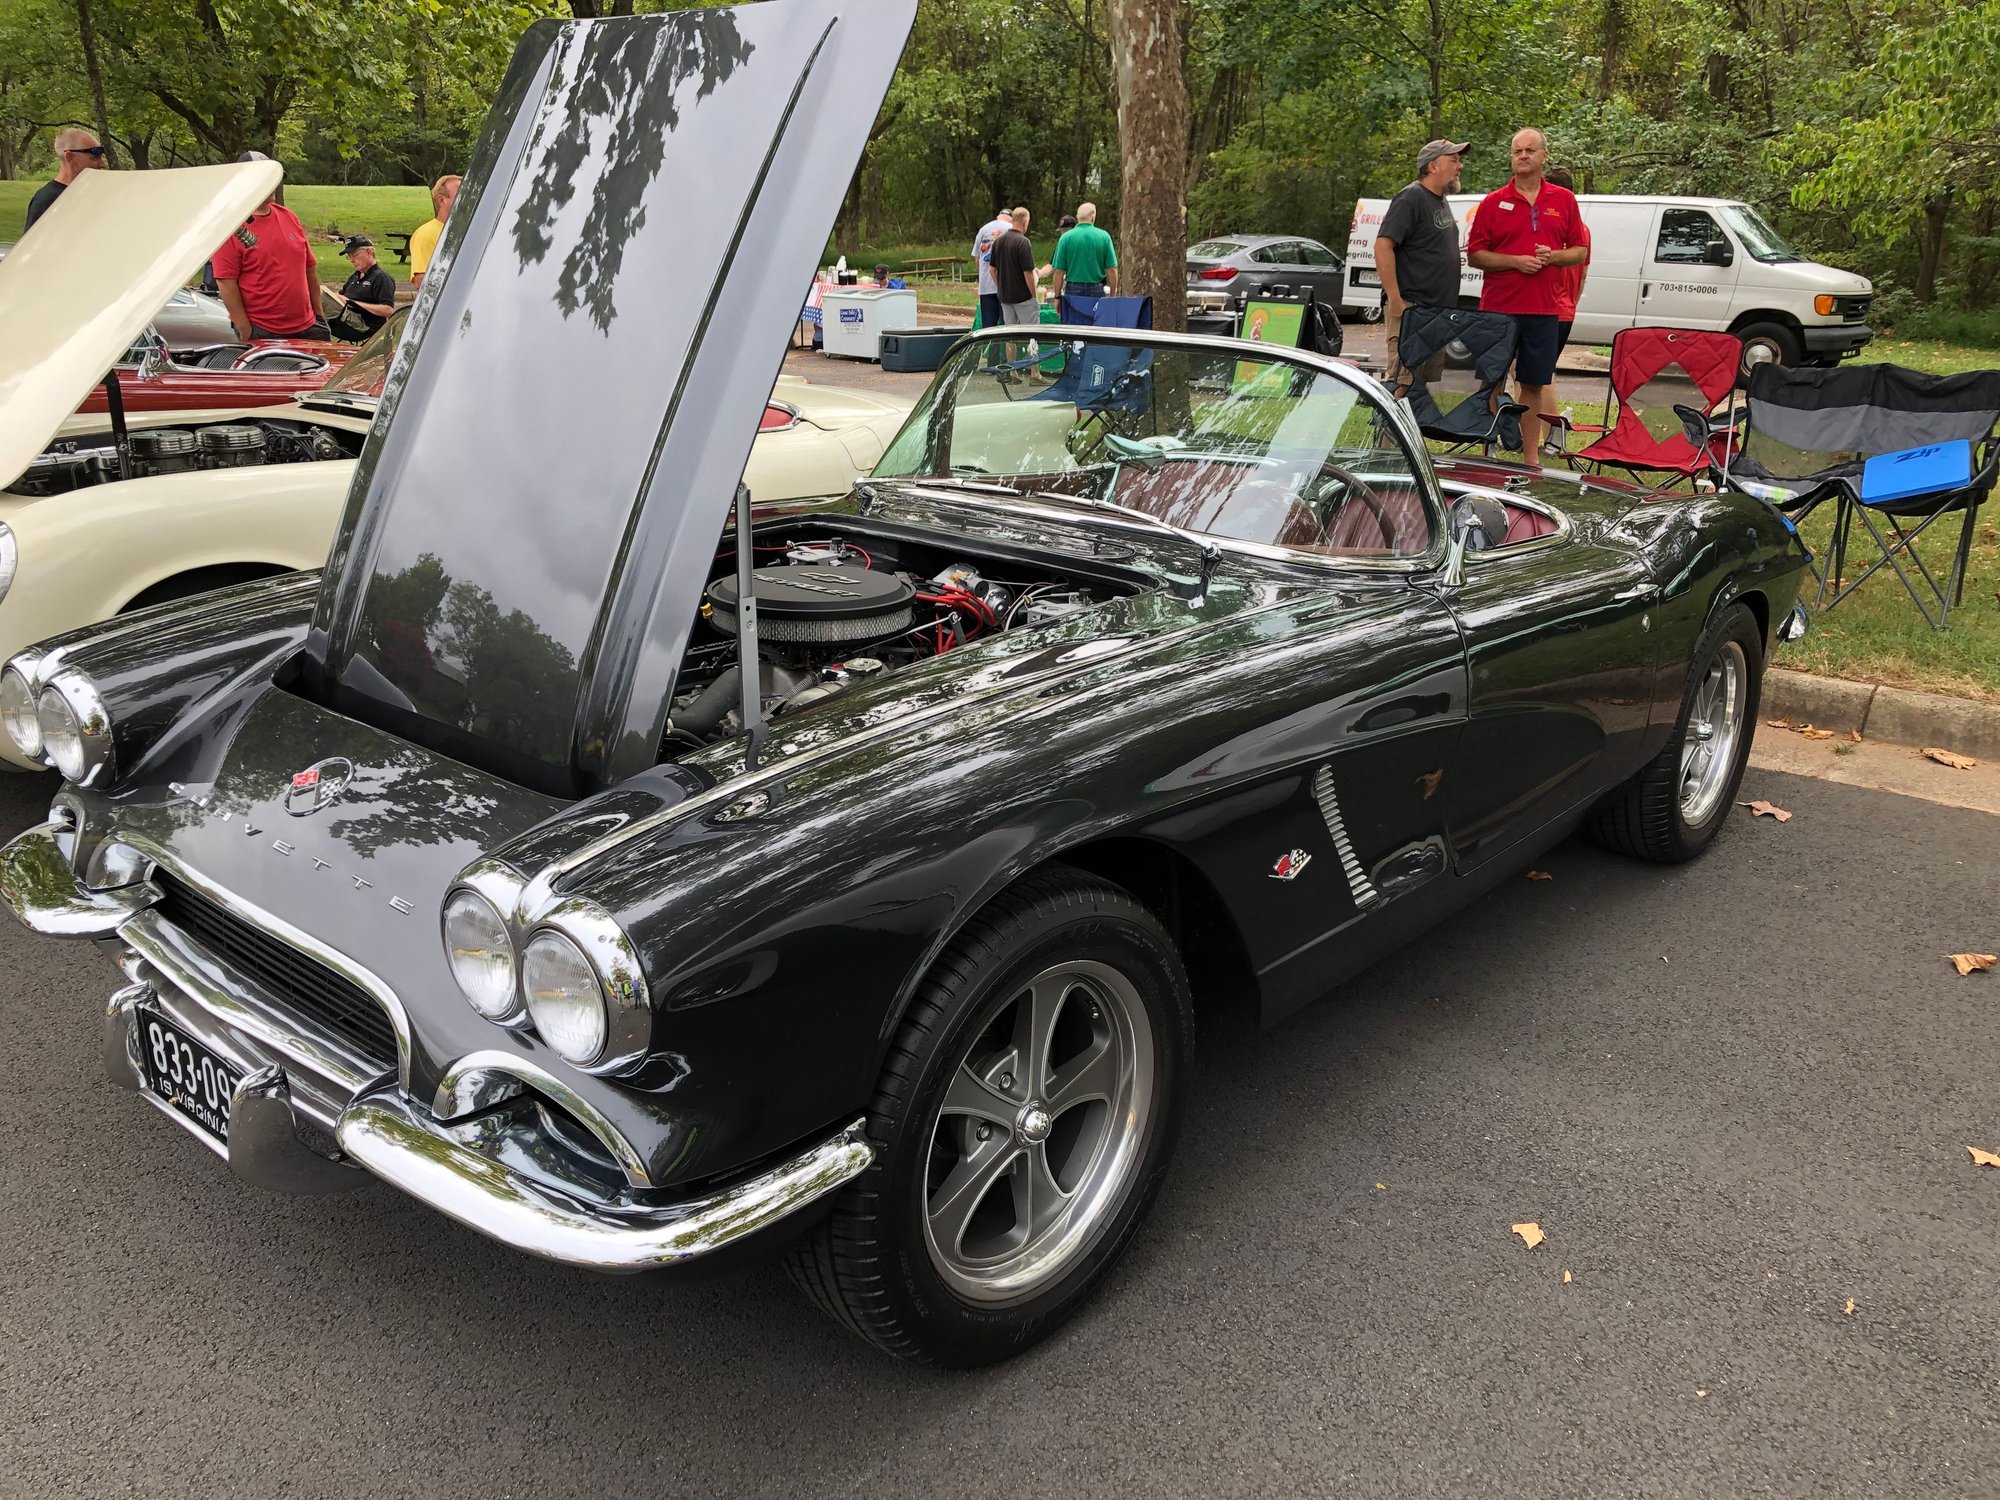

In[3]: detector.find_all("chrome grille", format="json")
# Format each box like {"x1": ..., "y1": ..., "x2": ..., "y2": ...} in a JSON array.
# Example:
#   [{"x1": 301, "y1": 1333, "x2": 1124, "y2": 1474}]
[{"x1": 152, "y1": 872, "x2": 397, "y2": 1070}]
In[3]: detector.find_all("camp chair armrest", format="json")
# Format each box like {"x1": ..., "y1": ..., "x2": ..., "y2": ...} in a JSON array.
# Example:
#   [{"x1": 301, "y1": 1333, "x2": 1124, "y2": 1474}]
[{"x1": 1675, "y1": 403, "x2": 1744, "y2": 450}]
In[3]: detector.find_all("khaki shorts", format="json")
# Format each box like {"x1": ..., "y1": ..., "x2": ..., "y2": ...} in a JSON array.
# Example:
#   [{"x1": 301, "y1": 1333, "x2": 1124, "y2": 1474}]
[{"x1": 1386, "y1": 333, "x2": 1446, "y2": 387}]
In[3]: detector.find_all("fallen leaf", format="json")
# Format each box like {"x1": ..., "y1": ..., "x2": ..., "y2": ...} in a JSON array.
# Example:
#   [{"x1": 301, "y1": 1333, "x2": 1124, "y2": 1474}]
[
  {"x1": 1967, "y1": 1145, "x2": 2000, "y2": 1168},
  {"x1": 1740, "y1": 799, "x2": 1793, "y2": 821},
  {"x1": 1527, "y1": 869, "x2": 1553, "y2": 881},
  {"x1": 1950, "y1": 953, "x2": 1997, "y2": 977},
  {"x1": 1376, "y1": 1183, "x2": 1386, "y2": 1191},
  {"x1": 1846, "y1": 729, "x2": 1863, "y2": 743},
  {"x1": 1696, "y1": 1389, "x2": 1708, "y2": 1399},
  {"x1": 1562, "y1": 1269, "x2": 1573, "y2": 1284},
  {"x1": 1800, "y1": 727, "x2": 1836, "y2": 740},
  {"x1": 1924, "y1": 747, "x2": 1979, "y2": 769},
  {"x1": 1511, "y1": 1221, "x2": 1545, "y2": 1249},
  {"x1": 1768, "y1": 715, "x2": 1792, "y2": 728},
  {"x1": 1662, "y1": 955, "x2": 1670, "y2": 963},
  {"x1": 1841, "y1": 1298, "x2": 1856, "y2": 1316}
]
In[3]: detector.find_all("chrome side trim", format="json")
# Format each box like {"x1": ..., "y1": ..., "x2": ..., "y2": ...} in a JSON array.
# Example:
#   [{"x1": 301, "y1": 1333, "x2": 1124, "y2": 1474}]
[
  {"x1": 432, "y1": 1049, "x2": 653, "y2": 1188},
  {"x1": 0, "y1": 822, "x2": 160, "y2": 936},
  {"x1": 336, "y1": 1096, "x2": 872, "y2": 1273},
  {"x1": 112, "y1": 831, "x2": 415, "y2": 1091},
  {"x1": 1310, "y1": 765, "x2": 1379, "y2": 908}
]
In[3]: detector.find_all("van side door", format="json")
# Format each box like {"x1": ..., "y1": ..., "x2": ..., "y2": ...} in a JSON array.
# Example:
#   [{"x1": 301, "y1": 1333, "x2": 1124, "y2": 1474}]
[
  {"x1": 1570, "y1": 201, "x2": 1644, "y2": 344},
  {"x1": 1639, "y1": 206, "x2": 1736, "y2": 332}
]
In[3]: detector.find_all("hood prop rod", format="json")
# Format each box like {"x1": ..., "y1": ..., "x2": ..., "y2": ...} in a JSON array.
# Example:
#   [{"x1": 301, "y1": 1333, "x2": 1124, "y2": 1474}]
[
  {"x1": 732, "y1": 482, "x2": 762, "y2": 738},
  {"x1": 100, "y1": 371, "x2": 133, "y2": 481}
]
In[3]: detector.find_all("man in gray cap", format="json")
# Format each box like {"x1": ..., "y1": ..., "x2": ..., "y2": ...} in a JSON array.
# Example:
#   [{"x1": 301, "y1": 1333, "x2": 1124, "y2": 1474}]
[{"x1": 1374, "y1": 138, "x2": 1468, "y2": 385}]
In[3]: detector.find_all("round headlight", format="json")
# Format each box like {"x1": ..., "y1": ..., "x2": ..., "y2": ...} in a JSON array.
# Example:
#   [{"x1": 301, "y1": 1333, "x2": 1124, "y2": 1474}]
[
  {"x1": 1, "y1": 666, "x2": 42, "y2": 761},
  {"x1": 37, "y1": 685, "x2": 83, "y2": 781},
  {"x1": 34, "y1": 669, "x2": 114, "y2": 786},
  {"x1": 443, "y1": 889, "x2": 517, "y2": 1020},
  {"x1": 522, "y1": 931, "x2": 608, "y2": 1066},
  {"x1": 0, "y1": 523, "x2": 16, "y2": 606}
]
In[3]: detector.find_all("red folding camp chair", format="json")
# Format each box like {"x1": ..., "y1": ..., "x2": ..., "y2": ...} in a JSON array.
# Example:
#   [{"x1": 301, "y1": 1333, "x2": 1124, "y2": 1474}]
[{"x1": 1558, "y1": 328, "x2": 1742, "y2": 484}]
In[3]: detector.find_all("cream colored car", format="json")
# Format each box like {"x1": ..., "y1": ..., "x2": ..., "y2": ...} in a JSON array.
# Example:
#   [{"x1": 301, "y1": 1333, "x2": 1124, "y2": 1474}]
[{"x1": 0, "y1": 165, "x2": 911, "y2": 769}]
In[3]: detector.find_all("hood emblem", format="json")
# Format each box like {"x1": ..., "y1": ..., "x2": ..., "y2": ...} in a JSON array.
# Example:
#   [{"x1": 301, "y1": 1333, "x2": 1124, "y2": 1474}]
[
  {"x1": 1270, "y1": 849, "x2": 1313, "y2": 881},
  {"x1": 286, "y1": 758, "x2": 354, "y2": 816}
]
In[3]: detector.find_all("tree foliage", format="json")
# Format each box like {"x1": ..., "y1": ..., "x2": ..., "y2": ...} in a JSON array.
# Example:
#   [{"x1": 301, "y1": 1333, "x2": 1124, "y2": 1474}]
[{"x1": 2, "y1": 0, "x2": 1995, "y2": 317}]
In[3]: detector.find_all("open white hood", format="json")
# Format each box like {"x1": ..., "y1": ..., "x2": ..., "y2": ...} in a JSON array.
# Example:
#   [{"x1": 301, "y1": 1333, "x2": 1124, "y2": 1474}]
[{"x1": 0, "y1": 160, "x2": 283, "y2": 488}]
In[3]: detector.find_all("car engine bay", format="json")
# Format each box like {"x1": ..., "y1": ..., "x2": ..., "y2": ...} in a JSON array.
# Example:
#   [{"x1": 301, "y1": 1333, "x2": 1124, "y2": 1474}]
[
  {"x1": 665, "y1": 522, "x2": 1141, "y2": 749},
  {"x1": 8, "y1": 419, "x2": 364, "y2": 498}
]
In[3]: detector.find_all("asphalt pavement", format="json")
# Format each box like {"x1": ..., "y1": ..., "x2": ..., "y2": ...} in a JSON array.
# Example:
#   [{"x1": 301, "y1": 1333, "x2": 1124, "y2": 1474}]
[{"x1": 1, "y1": 762, "x2": 1995, "y2": 1499}]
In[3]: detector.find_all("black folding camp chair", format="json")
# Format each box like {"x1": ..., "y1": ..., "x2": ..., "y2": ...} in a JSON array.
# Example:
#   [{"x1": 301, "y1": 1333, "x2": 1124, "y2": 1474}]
[
  {"x1": 1389, "y1": 306, "x2": 1526, "y2": 455},
  {"x1": 1706, "y1": 363, "x2": 2000, "y2": 628}
]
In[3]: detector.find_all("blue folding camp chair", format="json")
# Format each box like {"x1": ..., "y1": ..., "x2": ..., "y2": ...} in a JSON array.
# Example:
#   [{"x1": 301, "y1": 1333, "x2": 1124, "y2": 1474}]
[{"x1": 1388, "y1": 306, "x2": 1526, "y2": 455}]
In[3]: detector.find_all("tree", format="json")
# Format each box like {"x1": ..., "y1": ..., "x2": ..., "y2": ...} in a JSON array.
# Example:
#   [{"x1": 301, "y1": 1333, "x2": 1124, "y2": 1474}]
[{"x1": 1106, "y1": 0, "x2": 1189, "y2": 328}]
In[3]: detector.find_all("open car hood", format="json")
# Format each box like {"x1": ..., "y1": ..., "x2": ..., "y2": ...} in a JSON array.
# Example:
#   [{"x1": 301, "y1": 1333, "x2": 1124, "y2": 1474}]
[
  {"x1": 0, "y1": 161, "x2": 282, "y2": 488},
  {"x1": 302, "y1": 0, "x2": 917, "y2": 798}
]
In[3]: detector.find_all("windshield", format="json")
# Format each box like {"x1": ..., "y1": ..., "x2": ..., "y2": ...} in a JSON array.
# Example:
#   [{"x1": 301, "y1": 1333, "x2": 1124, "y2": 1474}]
[
  {"x1": 1720, "y1": 204, "x2": 1800, "y2": 264},
  {"x1": 320, "y1": 307, "x2": 408, "y2": 396},
  {"x1": 872, "y1": 335, "x2": 1437, "y2": 558}
]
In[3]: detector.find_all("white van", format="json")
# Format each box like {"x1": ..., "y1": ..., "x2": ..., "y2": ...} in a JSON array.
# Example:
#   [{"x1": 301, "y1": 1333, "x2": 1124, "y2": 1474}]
[{"x1": 1343, "y1": 193, "x2": 1873, "y2": 371}]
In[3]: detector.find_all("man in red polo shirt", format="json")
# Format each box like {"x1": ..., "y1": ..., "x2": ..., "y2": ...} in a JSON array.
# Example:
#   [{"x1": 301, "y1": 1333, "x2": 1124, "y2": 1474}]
[
  {"x1": 211, "y1": 157, "x2": 326, "y2": 343},
  {"x1": 1466, "y1": 127, "x2": 1587, "y2": 453}
]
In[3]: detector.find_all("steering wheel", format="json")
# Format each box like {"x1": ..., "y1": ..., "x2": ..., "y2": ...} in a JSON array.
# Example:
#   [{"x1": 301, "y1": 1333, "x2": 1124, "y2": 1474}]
[{"x1": 1312, "y1": 461, "x2": 1397, "y2": 549}]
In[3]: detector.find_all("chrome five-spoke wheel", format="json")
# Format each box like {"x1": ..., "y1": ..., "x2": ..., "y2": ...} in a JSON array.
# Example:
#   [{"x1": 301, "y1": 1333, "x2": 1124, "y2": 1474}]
[
  {"x1": 923, "y1": 959, "x2": 1154, "y2": 1304},
  {"x1": 789, "y1": 867, "x2": 1190, "y2": 1366},
  {"x1": 1678, "y1": 638, "x2": 1746, "y2": 825}
]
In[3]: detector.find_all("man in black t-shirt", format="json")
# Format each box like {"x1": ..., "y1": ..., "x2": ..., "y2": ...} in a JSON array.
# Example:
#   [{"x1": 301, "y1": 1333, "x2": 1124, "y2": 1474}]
[
  {"x1": 321, "y1": 235, "x2": 399, "y2": 341},
  {"x1": 990, "y1": 207, "x2": 1041, "y2": 377},
  {"x1": 1374, "y1": 138, "x2": 1468, "y2": 385},
  {"x1": 24, "y1": 127, "x2": 109, "y2": 234}
]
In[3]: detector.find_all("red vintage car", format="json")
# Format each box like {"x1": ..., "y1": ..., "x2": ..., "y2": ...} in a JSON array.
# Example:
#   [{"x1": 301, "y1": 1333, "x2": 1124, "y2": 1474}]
[{"x1": 72, "y1": 327, "x2": 358, "y2": 416}]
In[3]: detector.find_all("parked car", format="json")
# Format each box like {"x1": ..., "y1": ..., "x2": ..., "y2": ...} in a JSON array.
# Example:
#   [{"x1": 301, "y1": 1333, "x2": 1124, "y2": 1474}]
[
  {"x1": 1185, "y1": 234, "x2": 1345, "y2": 317},
  {"x1": 0, "y1": 2, "x2": 1807, "y2": 1371},
  {"x1": 1342, "y1": 193, "x2": 1874, "y2": 373},
  {"x1": 1, "y1": 241, "x2": 237, "y2": 350},
  {"x1": 1, "y1": 192, "x2": 909, "y2": 770}
]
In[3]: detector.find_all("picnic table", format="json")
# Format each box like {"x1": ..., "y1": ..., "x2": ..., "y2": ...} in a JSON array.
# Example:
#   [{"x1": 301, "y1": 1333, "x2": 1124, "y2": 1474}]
[
  {"x1": 382, "y1": 230, "x2": 415, "y2": 266},
  {"x1": 901, "y1": 255, "x2": 962, "y2": 283}
]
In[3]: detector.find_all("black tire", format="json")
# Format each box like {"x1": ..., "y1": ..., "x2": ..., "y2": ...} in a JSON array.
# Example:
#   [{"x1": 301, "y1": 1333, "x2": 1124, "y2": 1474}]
[
  {"x1": 1588, "y1": 603, "x2": 1764, "y2": 863},
  {"x1": 787, "y1": 865, "x2": 1192, "y2": 1367},
  {"x1": 1735, "y1": 320, "x2": 1802, "y2": 381}
]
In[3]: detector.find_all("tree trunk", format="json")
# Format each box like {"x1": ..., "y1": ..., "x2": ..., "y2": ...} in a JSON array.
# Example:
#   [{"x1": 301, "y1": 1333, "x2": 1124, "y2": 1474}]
[
  {"x1": 1596, "y1": 0, "x2": 1623, "y2": 100},
  {"x1": 1106, "y1": 0, "x2": 1189, "y2": 330},
  {"x1": 1913, "y1": 191, "x2": 1951, "y2": 305},
  {"x1": 73, "y1": 0, "x2": 114, "y2": 165},
  {"x1": 1424, "y1": 0, "x2": 1445, "y2": 139}
]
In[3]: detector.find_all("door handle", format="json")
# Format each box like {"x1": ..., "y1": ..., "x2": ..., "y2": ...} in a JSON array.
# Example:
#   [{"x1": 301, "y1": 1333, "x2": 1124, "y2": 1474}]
[{"x1": 1641, "y1": 282, "x2": 1652, "y2": 298}]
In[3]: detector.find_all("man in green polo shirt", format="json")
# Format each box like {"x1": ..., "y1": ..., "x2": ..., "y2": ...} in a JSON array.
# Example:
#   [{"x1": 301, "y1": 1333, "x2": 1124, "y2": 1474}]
[{"x1": 1051, "y1": 202, "x2": 1119, "y2": 319}]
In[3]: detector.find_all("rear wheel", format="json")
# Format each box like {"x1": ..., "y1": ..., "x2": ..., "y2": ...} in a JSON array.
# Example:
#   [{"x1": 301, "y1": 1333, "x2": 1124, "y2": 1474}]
[
  {"x1": 788, "y1": 867, "x2": 1191, "y2": 1366},
  {"x1": 1588, "y1": 603, "x2": 1763, "y2": 863}
]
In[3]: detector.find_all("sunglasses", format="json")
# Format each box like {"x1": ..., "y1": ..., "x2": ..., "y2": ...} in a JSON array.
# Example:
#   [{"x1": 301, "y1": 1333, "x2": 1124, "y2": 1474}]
[{"x1": 66, "y1": 145, "x2": 107, "y2": 158}]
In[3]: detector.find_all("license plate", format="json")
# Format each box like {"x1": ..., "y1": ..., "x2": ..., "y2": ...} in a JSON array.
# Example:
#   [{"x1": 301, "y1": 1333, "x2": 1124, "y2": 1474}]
[
  {"x1": 1355, "y1": 268, "x2": 1380, "y2": 287},
  {"x1": 137, "y1": 1008, "x2": 242, "y2": 1145}
]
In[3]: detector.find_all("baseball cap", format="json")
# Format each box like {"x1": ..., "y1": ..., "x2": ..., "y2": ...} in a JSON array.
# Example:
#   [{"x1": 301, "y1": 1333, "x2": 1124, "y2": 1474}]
[
  {"x1": 1417, "y1": 139, "x2": 1470, "y2": 169},
  {"x1": 340, "y1": 234, "x2": 374, "y2": 255}
]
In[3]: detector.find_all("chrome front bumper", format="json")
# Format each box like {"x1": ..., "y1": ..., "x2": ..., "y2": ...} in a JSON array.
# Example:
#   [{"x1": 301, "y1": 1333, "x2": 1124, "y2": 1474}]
[{"x1": 5, "y1": 821, "x2": 874, "y2": 1272}]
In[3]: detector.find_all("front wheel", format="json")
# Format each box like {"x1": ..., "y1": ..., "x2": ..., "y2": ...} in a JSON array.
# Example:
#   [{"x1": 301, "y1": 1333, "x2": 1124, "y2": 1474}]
[
  {"x1": 1735, "y1": 320, "x2": 1802, "y2": 381},
  {"x1": 1588, "y1": 603, "x2": 1763, "y2": 863},
  {"x1": 788, "y1": 867, "x2": 1192, "y2": 1366}
]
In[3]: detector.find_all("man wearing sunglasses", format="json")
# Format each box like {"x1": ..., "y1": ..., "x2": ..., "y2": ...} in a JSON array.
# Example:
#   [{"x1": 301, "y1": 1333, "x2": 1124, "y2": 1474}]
[{"x1": 24, "y1": 128, "x2": 109, "y2": 234}]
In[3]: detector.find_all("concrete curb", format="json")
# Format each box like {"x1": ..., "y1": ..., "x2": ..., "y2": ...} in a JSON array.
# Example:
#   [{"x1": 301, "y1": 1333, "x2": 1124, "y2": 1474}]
[{"x1": 1763, "y1": 668, "x2": 2000, "y2": 760}]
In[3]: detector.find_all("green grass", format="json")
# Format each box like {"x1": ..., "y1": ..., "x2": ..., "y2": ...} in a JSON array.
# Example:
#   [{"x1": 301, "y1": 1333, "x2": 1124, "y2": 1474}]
[{"x1": 1857, "y1": 338, "x2": 2000, "y2": 378}]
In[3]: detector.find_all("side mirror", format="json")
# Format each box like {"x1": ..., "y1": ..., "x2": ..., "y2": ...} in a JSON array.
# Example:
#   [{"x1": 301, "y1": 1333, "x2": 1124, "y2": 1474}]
[{"x1": 1703, "y1": 239, "x2": 1734, "y2": 267}]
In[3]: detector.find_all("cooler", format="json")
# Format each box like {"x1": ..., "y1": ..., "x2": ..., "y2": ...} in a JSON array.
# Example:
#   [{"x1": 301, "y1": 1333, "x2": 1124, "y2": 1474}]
[
  {"x1": 820, "y1": 288, "x2": 919, "y2": 361},
  {"x1": 879, "y1": 326, "x2": 966, "y2": 373}
]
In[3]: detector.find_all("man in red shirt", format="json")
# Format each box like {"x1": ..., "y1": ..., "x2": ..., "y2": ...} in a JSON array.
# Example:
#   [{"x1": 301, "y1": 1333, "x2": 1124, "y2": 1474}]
[
  {"x1": 211, "y1": 158, "x2": 326, "y2": 343},
  {"x1": 1465, "y1": 127, "x2": 1587, "y2": 453}
]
